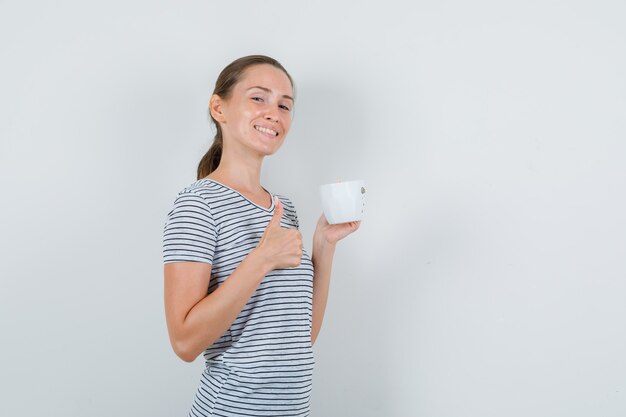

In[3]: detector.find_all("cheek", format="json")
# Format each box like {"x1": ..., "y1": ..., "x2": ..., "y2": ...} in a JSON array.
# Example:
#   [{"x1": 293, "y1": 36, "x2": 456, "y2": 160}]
[
  {"x1": 282, "y1": 116, "x2": 292, "y2": 131},
  {"x1": 241, "y1": 107, "x2": 256, "y2": 119},
  {"x1": 237, "y1": 109, "x2": 257, "y2": 133}
]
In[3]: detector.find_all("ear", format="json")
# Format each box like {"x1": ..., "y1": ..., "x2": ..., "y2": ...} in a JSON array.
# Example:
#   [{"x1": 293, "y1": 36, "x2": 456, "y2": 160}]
[{"x1": 209, "y1": 94, "x2": 227, "y2": 123}]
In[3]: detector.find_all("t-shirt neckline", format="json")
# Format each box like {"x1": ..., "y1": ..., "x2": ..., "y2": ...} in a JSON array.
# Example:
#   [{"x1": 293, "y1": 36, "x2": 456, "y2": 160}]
[{"x1": 201, "y1": 178, "x2": 275, "y2": 212}]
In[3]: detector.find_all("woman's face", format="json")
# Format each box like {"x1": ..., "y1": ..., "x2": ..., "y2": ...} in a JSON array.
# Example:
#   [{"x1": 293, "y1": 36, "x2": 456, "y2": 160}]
[{"x1": 214, "y1": 64, "x2": 294, "y2": 157}]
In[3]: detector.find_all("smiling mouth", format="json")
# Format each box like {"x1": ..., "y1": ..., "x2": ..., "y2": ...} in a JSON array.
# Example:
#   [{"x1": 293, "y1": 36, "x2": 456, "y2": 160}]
[{"x1": 254, "y1": 125, "x2": 278, "y2": 137}]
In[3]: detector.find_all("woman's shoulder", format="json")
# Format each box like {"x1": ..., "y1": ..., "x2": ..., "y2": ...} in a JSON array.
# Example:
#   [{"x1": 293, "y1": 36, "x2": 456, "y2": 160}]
[
  {"x1": 174, "y1": 178, "x2": 228, "y2": 198},
  {"x1": 167, "y1": 179, "x2": 231, "y2": 214}
]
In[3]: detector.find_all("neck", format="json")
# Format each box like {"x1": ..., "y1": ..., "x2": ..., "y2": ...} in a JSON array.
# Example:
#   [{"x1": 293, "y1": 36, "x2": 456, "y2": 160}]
[{"x1": 207, "y1": 143, "x2": 265, "y2": 194}]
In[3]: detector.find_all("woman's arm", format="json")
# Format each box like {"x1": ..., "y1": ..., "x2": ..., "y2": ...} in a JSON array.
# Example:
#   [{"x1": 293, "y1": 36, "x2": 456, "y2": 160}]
[
  {"x1": 310, "y1": 215, "x2": 361, "y2": 346},
  {"x1": 310, "y1": 237, "x2": 336, "y2": 345},
  {"x1": 164, "y1": 249, "x2": 271, "y2": 362}
]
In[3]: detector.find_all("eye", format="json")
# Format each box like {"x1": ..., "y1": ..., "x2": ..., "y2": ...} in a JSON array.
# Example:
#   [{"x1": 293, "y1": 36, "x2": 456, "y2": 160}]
[
  {"x1": 279, "y1": 105, "x2": 291, "y2": 111},
  {"x1": 251, "y1": 96, "x2": 263, "y2": 102}
]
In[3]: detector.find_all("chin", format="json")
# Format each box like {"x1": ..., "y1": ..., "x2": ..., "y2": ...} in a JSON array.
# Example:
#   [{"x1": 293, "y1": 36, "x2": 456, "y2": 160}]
[
  {"x1": 260, "y1": 146, "x2": 281, "y2": 157},
  {"x1": 254, "y1": 140, "x2": 284, "y2": 156}
]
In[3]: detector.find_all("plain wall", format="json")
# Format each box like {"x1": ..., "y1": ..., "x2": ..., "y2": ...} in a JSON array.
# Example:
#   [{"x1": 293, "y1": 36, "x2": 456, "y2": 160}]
[{"x1": 1, "y1": 1, "x2": 625, "y2": 416}]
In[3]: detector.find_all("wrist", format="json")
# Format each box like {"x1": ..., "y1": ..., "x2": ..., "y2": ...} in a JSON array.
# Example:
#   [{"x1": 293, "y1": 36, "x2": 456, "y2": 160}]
[
  {"x1": 313, "y1": 233, "x2": 336, "y2": 253},
  {"x1": 248, "y1": 247, "x2": 273, "y2": 276}
]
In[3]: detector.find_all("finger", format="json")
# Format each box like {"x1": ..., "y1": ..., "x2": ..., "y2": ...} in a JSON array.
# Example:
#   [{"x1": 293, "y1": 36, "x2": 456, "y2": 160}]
[{"x1": 267, "y1": 197, "x2": 283, "y2": 229}]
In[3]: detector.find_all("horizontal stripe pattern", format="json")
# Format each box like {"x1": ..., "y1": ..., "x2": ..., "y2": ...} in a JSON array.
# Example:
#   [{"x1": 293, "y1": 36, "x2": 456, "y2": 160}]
[{"x1": 163, "y1": 179, "x2": 314, "y2": 416}]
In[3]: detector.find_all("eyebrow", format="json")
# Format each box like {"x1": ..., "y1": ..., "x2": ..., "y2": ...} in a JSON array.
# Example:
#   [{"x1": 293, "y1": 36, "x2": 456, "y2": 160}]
[{"x1": 246, "y1": 86, "x2": 294, "y2": 102}]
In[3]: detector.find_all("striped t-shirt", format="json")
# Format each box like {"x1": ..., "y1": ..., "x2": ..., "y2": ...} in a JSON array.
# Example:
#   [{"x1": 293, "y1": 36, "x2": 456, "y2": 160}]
[{"x1": 163, "y1": 178, "x2": 315, "y2": 417}]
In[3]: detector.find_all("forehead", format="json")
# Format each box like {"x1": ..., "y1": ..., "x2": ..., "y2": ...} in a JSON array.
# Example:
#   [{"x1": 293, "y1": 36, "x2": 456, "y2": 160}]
[{"x1": 237, "y1": 64, "x2": 293, "y2": 97}]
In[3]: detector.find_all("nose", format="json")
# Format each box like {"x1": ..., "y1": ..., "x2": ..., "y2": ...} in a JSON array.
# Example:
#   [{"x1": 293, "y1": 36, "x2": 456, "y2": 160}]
[
  {"x1": 264, "y1": 105, "x2": 280, "y2": 123},
  {"x1": 265, "y1": 113, "x2": 278, "y2": 123}
]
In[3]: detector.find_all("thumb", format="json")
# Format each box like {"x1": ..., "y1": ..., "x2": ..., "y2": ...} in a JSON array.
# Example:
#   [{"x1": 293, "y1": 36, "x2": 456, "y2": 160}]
[{"x1": 267, "y1": 197, "x2": 283, "y2": 229}]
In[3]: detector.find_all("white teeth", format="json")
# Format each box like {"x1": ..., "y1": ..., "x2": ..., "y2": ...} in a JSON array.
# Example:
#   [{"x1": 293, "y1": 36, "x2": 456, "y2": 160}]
[{"x1": 254, "y1": 125, "x2": 277, "y2": 136}]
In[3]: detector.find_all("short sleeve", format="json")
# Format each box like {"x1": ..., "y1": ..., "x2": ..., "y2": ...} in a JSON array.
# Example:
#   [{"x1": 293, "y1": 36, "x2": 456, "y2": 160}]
[{"x1": 162, "y1": 191, "x2": 217, "y2": 264}]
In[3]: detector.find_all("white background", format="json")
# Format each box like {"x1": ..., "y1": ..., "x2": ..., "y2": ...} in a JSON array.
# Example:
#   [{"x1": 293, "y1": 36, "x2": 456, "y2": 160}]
[{"x1": 1, "y1": 1, "x2": 625, "y2": 416}]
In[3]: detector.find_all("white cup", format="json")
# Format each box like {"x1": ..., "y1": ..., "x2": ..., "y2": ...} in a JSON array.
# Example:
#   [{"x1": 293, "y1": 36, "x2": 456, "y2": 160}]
[{"x1": 319, "y1": 180, "x2": 366, "y2": 224}]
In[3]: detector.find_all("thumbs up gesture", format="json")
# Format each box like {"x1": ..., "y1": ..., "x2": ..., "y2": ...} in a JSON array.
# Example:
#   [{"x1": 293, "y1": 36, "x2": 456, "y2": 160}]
[{"x1": 256, "y1": 197, "x2": 303, "y2": 270}]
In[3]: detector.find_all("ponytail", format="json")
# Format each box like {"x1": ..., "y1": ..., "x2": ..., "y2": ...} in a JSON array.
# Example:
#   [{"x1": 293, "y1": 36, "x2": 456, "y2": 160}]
[{"x1": 197, "y1": 126, "x2": 223, "y2": 180}]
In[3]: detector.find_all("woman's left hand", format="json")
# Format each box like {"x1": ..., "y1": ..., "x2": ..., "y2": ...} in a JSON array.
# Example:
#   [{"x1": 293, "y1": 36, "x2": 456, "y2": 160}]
[{"x1": 314, "y1": 214, "x2": 361, "y2": 245}]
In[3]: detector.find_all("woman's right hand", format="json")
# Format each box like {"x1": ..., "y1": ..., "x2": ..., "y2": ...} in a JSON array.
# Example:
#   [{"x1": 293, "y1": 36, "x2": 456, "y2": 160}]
[{"x1": 255, "y1": 197, "x2": 303, "y2": 270}]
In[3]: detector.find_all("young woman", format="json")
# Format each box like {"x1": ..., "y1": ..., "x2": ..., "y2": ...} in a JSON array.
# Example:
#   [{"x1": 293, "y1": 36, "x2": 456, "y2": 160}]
[{"x1": 162, "y1": 55, "x2": 361, "y2": 416}]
